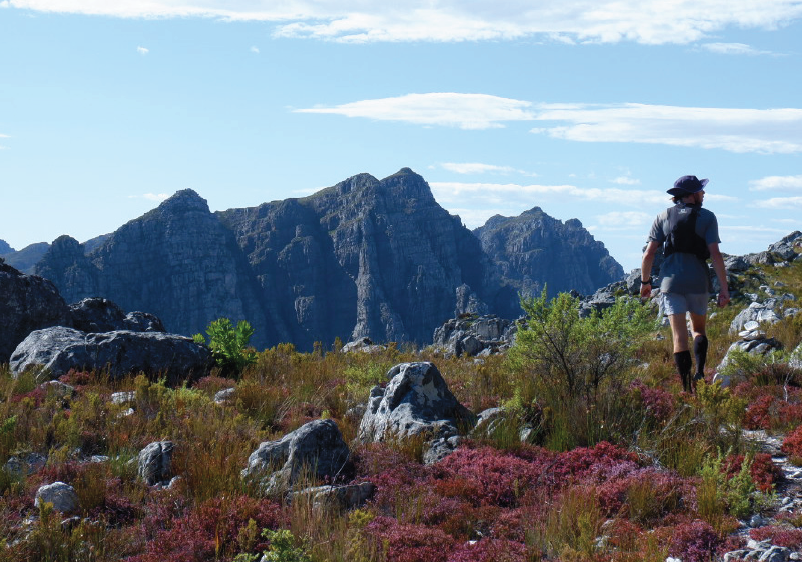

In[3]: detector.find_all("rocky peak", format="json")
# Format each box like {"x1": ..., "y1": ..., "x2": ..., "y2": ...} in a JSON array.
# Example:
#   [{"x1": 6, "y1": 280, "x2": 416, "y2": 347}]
[
  {"x1": 0, "y1": 239, "x2": 13, "y2": 254},
  {"x1": 149, "y1": 189, "x2": 210, "y2": 217}
]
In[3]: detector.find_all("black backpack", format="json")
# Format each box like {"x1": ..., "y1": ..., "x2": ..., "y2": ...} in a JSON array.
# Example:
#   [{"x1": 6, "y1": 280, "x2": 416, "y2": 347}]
[{"x1": 664, "y1": 205, "x2": 710, "y2": 261}]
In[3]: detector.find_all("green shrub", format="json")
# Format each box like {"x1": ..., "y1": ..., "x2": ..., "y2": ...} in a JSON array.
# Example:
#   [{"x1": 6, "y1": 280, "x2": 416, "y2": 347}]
[{"x1": 195, "y1": 318, "x2": 257, "y2": 377}]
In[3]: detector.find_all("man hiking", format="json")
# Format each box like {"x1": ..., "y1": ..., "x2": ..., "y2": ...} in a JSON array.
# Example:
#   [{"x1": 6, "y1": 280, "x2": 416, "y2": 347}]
[{"x1": 640, "y1": 175, "x2": 730, "y2": 392}]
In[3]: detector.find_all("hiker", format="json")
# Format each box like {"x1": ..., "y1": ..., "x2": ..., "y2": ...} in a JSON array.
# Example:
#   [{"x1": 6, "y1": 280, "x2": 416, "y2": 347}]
[{"x1": 640, "y1": 175, "x2": 730, "y2": 392}]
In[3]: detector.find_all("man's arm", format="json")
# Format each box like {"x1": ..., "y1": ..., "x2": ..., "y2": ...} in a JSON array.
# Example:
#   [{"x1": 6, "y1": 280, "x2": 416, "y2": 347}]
[
  {"x1": 708, "y1": 242, "x2": 730, "y2": 308},
  {"x1": 640, "y1": 240, "x2": 661, "y2": 299}
]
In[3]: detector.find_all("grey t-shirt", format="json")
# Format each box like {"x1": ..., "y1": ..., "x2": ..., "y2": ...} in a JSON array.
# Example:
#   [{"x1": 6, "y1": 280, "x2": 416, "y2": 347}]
[{"x1": 647, "y1": 203, "x2": 721, "y2": 295}]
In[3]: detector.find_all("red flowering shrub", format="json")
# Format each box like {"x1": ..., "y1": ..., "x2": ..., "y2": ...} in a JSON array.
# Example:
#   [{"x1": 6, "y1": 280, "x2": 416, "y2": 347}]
[
  {"x1": 723, "y1": 453, "x2": 781, "y2": 492},
  {"x1": 629, "y1": 380, "x2": 675, "y2": 424},
  {"x1": 749, "y1": 526, "x2": 802, "y2": 549},
  {"x1": 366, "y1": 516, "x2": 455, "y2": 562},
  {"x1": 550, "y1": 441, "x2": 642, "y2": 485},
  {"x1": 742, "y1": 395, "x2": 775, "y2": 430},
  {"x1": 779, "y1": 402, "x2": 802, "y2": 427},
  {"x1": 668, "y1": 519, "x2": 721, "y2": 562},
  {"x1": 437, "y1": 446, "x2": 541, "y2": 507},
  {"x1": 781, "y1": 424, "x2": 802, "y2": 460},
  {"x1": 446, "y1": 538, "x2": 528, "y2": 562},
  {"x1": 131, "y1": 494, "x2": 282, "y2": 562},
  {"x1": 595, "y1": 467, "x2": 687, "y2": 522}
]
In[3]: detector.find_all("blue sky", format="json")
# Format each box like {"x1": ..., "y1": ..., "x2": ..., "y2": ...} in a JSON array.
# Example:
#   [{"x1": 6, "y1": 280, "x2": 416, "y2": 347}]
[{"x1": 1, "y1": 1, "x2": 801, "y2": 272}]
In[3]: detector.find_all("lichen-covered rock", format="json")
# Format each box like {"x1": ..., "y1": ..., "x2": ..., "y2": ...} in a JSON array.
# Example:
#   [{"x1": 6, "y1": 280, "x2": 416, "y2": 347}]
[
  {"x1": 68, "y1": 297, "x2": 165, "y2": 333},
  {"x1": 242, "y1": 419, "x2": 351, "y2": 493},
  {"x1": 358, "y1": 362, "x2": 473, "y2": 448},
  {"x1": 432, "y1": 315, "x2": 515, "y2": 357},
  {"x1": 714, "y1": 334, "x2": 784, "y2": 387},
  {"x1": 0, "y1": 261, "x2": 70, "y2": 364},
  {"x1": 10, "y1": 326, "x2": 211, "y2": 383},
  {"x1": 289, "y1": 482, "x2": 375, "y2": 510},
  {"x1": 35, "y1": 482, "x2": 79, "y2": 513},
  {"x1": 138, "y1": 441, "x2": 174, "y2": 485}
]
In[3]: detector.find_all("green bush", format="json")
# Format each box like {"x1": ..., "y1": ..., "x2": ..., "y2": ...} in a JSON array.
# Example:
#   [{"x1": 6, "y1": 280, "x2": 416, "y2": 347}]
[{"x1": 195, "y1": 318, "x2": 257, "y2": 377}]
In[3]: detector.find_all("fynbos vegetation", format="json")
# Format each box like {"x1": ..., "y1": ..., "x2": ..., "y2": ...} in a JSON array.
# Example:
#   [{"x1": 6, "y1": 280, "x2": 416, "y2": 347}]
[{"x1": 1, "y1": 257, "x2": 802, "y2": 561}]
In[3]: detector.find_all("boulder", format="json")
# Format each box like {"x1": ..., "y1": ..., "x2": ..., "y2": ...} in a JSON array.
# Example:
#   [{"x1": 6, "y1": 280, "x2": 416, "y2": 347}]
[
  {"x1": 288, "y1": 482, "x2": 376, "y2": 510},
  {"x1": 358, "y1": 362, "x2": 473, "y2": 462},
  {"x1": 68, "y1": 297, "x2": 165, "y2": 333},
  {"x1": 138, "y1": 441, "x2": 174, "y2": 485},
  {"x1": 432, "y1": 315, "x2": 515, "y2": 357},
  {"x1": 768, "y1": 230, "x2": 802, "y2": 262},
  {"x1": 729, "y1": 302, "x2": 783, "y2": 334},
  {"x1": 714, "y1": 333, "x2": 784, "y2": 387},
  {"x1": 10, "y1": 326, "x2": 211, "y2": 384},
  {"x1": 35, "y1": 481, "x2": 79, "y2": 513},
  {"x1": 0, "y1": 262, "x2": 70, "y2": 364},
  {"x1": 242, "y1": 419, "x2": 352, "y2": 493},
  {"x1": 341, "y1": 337, "x2": 386, "y2": 353}
]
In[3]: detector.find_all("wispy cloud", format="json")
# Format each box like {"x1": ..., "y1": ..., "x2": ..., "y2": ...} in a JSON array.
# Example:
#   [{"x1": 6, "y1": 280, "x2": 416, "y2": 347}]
[
  {"x1": 136, "y1": 45, "x2": 149, "y2": 55},
  {"x1": 7, "y1": 1, "x2": 802, "y2": 44},
  {"x1": 296, "y1": 93, "x2": 535, "y2": 130},
  {"x1": 129, "y1": 193, "x2": 169, "y2": 202},
  {"x1": 610, "y1": 175, "x2": 640, "y2": 185},
  {"x1": 754, "y1": 196, "x2": 802, "y2": 209},
  {"x1": 250, "y1": 45, "x2": 260, "y2": 54},
  {"x1": 430, "y1": 181, "x2": 668, "y2": 209},
  {"x1": 701, "y1": 42, "x2": 775, "y2": 55},
  {"x1": 749, "y1": 175, "x2": 802, "y2": 192},
  {"x1": 596, "y1": 211, "x2": 651, "y2": 229},
  {"x1": 531, "y1": 103, "x2": 802, "y2": 154},
  {"x1": 438, "y1": 162, "x2": 530, "y2": 175}
]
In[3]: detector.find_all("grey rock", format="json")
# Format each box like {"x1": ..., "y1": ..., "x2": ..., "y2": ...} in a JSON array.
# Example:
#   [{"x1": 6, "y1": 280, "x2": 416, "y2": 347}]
[
  {"x1": 0, "y1": 261, "x2": 70, "y2": 364},
  {"x1": 213, "y1": 388, "x2": 236, "y2": 404},
  {"x1": 760, "y1": 546, "x2": 791, "y2": 562},
  {"x1": 68, "y1": 297, "x2": 165, "y2": 333},
  {"x1": 39, "y1": 380, "x2": 75, "y2": 398},
  {"x1": 341, "y1": 337, "x2": 386, "y2": 353},
  {"x1": 715, "y1": 336, "x2": 784, "y2": 386},
  {"x1": 730, "y1": 302, "x2": 782, "y2": 334},
  {"x1": 138, "y1": 441, "x2": 174, "y2": 485},
  {"x1": 358, "y1": 362, "x2": 473, "y2": 445},
  {"x1": 10, "y1": 326, "x2": 211, "y2": 384},
  {"x1": 242, "y1": 419, "x2": 351, "y2": 493},
  {"x1": 432, "y1": 314, "x2": 515, "y2": 357},
  {"x1": 4, "y1": 452, "x2": 47, "y2": 476},
  {"x1": 422, "y1": 436, "x2": 463, "y2": 465},
  {"x1": 725, "y1": 255, "x2": 751, "y2": 272},
  {"x1": 35, "y1": 482, "x2": 79, "y2": 513},
  {"x1": 289, "y1": 482, "x2": 375, "y2": 510},
  {"x1": 768, "y1": 230, "x2": 802, "y2": 262},
  {"x1": 111, "y1": 391, "x2": 136, "y2": 405}
]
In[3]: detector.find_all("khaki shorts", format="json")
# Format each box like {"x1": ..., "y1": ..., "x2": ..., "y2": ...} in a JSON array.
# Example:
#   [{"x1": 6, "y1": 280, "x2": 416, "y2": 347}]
[{"x1": 662, "y1": 292, "x2": 709, "y2": 316}]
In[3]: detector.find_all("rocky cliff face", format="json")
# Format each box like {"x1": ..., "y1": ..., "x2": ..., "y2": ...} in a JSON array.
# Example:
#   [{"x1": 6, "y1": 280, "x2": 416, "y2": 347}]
[
  {"x1": 474, "y1": 207, "x2": 624, "y2": 319},
  {"x1": 0, "y1": 239, "x2": 12, "y2": 254},
  {"x1": 33, "y1": 170, "x2": 622, "y2": 350},
  {"x1": 1, "y1": 242, "x2": 51, "y2": 274}
]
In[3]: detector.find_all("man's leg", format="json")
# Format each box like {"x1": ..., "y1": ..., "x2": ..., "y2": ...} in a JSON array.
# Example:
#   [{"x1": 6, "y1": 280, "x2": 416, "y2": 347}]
[
  {"x1": 669, "y1": 313, "x2": 692, "y2": 392},
  {"x1": 690, "y1": 312, "x2": 708, "y2": 387}
]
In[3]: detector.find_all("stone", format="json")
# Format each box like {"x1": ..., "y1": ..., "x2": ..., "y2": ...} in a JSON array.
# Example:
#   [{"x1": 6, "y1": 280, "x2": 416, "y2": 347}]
[
  {"x1": 0, "y1": 261, "x2": 70, "y2": 364},
  {"x1": 431, "y1": 315, "x2": 515, "y2": 357},
  {"x1": 4, "y1": 452, "x2": 47, "y2": 476},
  {"x1": 289, "y1": 482, "x2": 375, "y2": 510},
  {"x1": 10, "y1": 326, "x2": 211, "y2": 384},
  {"x1": 341, "y1": 337, "x2": 386, "y2": 353},
  {"x1": 213, "y1": 388, "x2": 236, "y2": 404},
  {"x1": 35, "y1": 482, "x2": 79, "y2": 513},
  {"x1": 138, "y1": 441, "x2": 174, "y2": 485},
  {"x1": 242, "y1": 419, "x2": 352, "y2": 493},
  {"x1": 730, "y1": 302, "x2": 782, "y2": 334},
  {"x1": 714, "y1": 337, "x2": 784, "y2": 386},
  {"x1": 68, "y1": 297, "x2": 165, "y2": 333},
  {"x1": 358, "y1": 362, "x2": 474, "y2": 445}
]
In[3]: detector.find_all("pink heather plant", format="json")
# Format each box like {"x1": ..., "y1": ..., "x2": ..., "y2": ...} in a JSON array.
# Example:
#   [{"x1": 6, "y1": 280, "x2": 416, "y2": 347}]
[
  {"x1": 446, "y1": 538, "x2": 528, "y2": 562},
  {"x1": 749, "y1": 526, "x2": 802, "y2": 550},
  {"x1": 366, "y1": 516, "x2": 455, "y2": 562},
  {"x1": 781, "y1": 424, "x2": 802, "y2": 459},
  {"x1": 668, "y1": 519, "x2": 721, "y2": 562}
]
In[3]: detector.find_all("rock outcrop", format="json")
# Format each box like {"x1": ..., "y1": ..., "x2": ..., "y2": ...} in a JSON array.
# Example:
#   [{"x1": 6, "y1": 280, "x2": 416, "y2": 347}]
[
  {"x1": 138, "y1": 441, "x2": 174, "y2": 486},
  {"x1": 242, "y1": 419, "x2": 352, "y2": 493},
  {"x1": 32, "y1": 169, "x2": 622, "y2": 350},
  {"x1": 10, "y1": 326, "x2": 211, "y2": 384},
  {"x1": 1, "y1": 242, "x2": 50, "y2": 274},
  {"x1": 358, "y1": 362, "x2": 473, "y2": 463},
  {"x1": 474, "y1": 207, "x2": 624, "y2": 319},
  {"x1": 431, "y1": 314, "x2": 515, "y2": 357},
  {"x1": 0, "y1": 261, "x2": 70, "y2": 364}
]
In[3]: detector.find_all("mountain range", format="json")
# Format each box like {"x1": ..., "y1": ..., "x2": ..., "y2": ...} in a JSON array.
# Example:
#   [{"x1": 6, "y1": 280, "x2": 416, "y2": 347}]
[{"x1": 2, "y1": 168, "x2": 623, "y2": 350}]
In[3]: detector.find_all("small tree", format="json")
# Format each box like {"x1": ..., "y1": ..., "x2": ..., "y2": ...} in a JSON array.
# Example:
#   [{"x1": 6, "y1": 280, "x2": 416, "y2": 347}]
[
  {"x1": 506, "y1": 290, "x2": 658, "y2": 448},
  {"x1": 194, "y1": 318, "x2": 257, "y2": 377}
]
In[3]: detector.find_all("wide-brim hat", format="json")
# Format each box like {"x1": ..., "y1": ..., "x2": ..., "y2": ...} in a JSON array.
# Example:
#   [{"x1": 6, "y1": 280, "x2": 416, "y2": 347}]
[{"x1": 667, "y1": 175, "x2": 708, "y2": 197}]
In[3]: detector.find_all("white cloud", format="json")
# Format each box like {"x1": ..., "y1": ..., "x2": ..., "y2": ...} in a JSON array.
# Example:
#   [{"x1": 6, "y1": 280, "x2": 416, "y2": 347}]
[
  {"x1": 596, "y1": 211, "x2": 651, "y2": 229},
  {"x1": 610, "y1": 175, "x2": 640, "y2": 185},
  {"x1": 250, "y1": 45, "x2": 260, "y2": 53},
  {"x1": 136, "y1": 45, "x2": 149, "y2": 55},
  {"x1": 430, "y1": 181, "x2": 668, "y2": 209},
  {"x1": 0, "y1": 2, "x2": 9, "y2": 8},
  {"x1": 754, "y1": 196, "x2": 802, "y2": 209},
  {"x1": 128, "y1": 193, "x2": 169, "y2": 201},
  {"x1": 6, "y1": 1, "x2": 802, "y2": 44},
  {"x1": 296, "y1": 93, "x2": 535, "y2": 130},
  {"x1": 439, "y1": 162, "x2": 525, "y2": 175},
  {"x1": 701, "y1": 42, "x2": 775, "y2": 55},
  {"x1": 531, "y1": 103, "x2": 802, "y2": 154},
  {"x1": 749, "y1": 175, "x2": 802, "y2": 192}
]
